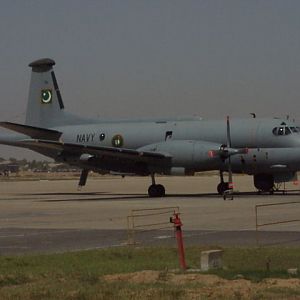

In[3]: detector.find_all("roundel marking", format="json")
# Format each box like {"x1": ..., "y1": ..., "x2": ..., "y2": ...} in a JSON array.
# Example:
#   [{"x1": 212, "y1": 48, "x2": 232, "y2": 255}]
[
  {"x1": 112, "y1": 134, "x2": 124, "y2": 147},
  {"x1": 41, "y1": 89, "x2": 52, "y2": 104}
]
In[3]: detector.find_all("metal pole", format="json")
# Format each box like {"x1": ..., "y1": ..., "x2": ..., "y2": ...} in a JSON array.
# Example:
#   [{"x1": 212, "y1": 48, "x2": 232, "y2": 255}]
[
  {"x1": 171, "y1": 213, "x2": 187, "y2": 270},
  {"x1": 255, "y1": 205, "x2": 259, "y2": 247}
]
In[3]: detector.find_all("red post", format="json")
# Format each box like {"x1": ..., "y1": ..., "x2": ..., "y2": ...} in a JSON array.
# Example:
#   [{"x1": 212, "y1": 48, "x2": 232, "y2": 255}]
[{"x1": 170, "y1": 213, "x2": 187, "y2": 270}]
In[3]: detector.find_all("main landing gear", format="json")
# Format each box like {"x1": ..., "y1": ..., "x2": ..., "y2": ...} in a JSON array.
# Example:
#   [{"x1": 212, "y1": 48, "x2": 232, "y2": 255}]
[
  {"x1": 148, "y1": 173, "x2": 165, "y2": 197},
  {"x1": 78, "y1": 169, "x2": 89, "y2": 191}
]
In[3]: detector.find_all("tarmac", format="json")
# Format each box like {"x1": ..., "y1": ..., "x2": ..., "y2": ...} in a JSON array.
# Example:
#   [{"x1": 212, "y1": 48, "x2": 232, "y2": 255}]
[{"x1": 1, "y1": 175, "x2": 300, "y2": 255}]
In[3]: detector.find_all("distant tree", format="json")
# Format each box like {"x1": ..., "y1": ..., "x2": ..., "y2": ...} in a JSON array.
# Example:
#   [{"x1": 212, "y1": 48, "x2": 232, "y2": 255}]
[
  {"x1": 19, "y1": 159, "x2": 27, "y2": 166},
  {"x1": 29, "y1": 160, "x2": 38, "y2": 169}
]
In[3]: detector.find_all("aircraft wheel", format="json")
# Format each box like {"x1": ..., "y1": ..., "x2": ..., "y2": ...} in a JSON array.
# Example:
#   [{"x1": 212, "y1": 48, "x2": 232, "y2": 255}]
[
  {"x1": 148, "y1": 184, "x2": 165, "y2": 197},
  {"x1": 217, "y1": 182, "x2": 229, "y2": 195},
  {"x1": 148, "y1": 184, "x2": 158, "y2": 197},
  {"x1": 156, "y1": 184, "x2": 165, "y2": 197}
]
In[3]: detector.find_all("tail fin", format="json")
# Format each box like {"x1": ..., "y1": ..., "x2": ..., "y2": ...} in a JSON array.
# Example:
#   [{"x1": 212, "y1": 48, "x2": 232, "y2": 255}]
[{"x1": 25, "y1": 58, "x2": 91, "y2": 128}]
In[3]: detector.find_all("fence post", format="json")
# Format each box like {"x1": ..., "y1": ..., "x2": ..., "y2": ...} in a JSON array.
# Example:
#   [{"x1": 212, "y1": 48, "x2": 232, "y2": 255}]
[{"x1": 170, "y1": 212, "x2": 187, "y2": 270}]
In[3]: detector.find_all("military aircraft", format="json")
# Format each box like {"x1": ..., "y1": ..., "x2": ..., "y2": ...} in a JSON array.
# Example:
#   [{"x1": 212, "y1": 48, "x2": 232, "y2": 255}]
[{"x1": 1, "y1": 58, "x2": 300, "y2": 197}]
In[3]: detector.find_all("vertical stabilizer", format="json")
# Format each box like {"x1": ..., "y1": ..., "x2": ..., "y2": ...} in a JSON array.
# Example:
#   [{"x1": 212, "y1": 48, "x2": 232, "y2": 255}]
[
  {"x1": 25, "y1": 58, "x2": 90, "y2": 128},
  {"x1": 26, "y1": 58, "x2": 65, "y2": 128}
]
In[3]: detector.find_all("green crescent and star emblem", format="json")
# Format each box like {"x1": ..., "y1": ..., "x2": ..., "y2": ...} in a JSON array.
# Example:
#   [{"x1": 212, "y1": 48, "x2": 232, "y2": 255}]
[
  {"x1": 112, "y1": 134, "x2": 124, "y2": 147},
  {"x1": 41, "y1": 89, "x2": 52, "y2": 104}
]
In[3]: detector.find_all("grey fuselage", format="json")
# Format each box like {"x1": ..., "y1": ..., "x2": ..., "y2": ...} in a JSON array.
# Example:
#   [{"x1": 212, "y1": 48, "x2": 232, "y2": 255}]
[
  {"x1": 59, "y1": 117, "x2": 300, "y2": 148},
  {"x1": 50, "y1": 117, "x2": 300, "y2": 175}
]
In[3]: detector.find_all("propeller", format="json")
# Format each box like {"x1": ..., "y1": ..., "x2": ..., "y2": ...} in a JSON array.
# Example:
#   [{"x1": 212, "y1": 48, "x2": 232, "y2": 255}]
[{"x1": 208, "y1": 116, "x2": 248, "y2": 198}]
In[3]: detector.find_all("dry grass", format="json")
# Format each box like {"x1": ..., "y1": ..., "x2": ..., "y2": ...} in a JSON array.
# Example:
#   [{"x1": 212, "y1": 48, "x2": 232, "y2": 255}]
[{"x1": 1, "y1": 246, "x2": 300, "y2": 299}]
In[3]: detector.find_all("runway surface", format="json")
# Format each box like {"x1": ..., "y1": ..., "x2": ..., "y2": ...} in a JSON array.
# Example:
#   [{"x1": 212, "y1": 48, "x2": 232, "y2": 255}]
[{"x1": 1, "y1": 175, "x2": 300, "y2": 254}]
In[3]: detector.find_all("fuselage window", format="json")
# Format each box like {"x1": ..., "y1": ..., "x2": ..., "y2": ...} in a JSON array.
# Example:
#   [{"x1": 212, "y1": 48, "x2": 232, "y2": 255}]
[
  {"x1": 99, "y1": 133, "x2": 105, "y2": 141},
  {"x1": 165, "y1": 131, "x2": 173, "y2": 140}
]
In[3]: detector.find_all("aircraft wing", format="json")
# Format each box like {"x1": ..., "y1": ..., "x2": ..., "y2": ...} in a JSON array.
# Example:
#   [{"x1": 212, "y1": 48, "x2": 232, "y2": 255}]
[{"x1": 19, "y1": 139, "x2": 171, "y2": 167}]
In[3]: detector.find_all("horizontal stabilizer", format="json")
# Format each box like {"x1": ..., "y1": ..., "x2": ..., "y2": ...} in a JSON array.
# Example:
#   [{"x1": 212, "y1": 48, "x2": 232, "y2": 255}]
[{"x1": 0, "y1": 122, "x2": 62, "y2": 141}]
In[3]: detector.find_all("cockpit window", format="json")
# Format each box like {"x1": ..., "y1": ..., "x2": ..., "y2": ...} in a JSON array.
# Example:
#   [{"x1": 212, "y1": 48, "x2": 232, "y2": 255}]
[
  {"x1": 272, "y1": 127, "x2": 278, "y2": 135},
  {"x1": 272, "y1": 126, "x2": 299, "y2": 136},
  {"x1": 285, "y1": 127, "x2": 292, "y2": 135},
  {"x1": 278, "y1": 127, "x2": 284, "y2": 135}
]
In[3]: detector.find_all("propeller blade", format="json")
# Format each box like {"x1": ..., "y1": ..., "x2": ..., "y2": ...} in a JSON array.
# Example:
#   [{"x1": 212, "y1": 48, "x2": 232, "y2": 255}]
[
  {"x1": 226, "y1": 116, "x2": 233, "y2": 194},
  {"x1": 228, "y1": 156, "x2": 233, "y2": 189},
  {"x1": 226, "y1": 116, "x2": 232, "y2": 148}
]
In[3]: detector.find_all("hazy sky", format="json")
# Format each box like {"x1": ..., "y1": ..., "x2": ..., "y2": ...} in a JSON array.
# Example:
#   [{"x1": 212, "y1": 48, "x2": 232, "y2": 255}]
[{"x1": 1, "y1": 0, "x2": 300, "y2": 159}]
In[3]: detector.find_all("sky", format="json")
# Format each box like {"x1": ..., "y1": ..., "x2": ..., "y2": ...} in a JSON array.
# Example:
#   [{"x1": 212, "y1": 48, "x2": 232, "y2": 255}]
[{"x1": 1, "y1": 0, "x2": 300, "y2": 159}]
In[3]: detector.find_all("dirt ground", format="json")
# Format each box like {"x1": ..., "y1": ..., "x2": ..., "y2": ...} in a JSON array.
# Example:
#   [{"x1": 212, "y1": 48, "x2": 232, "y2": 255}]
[{"x1": 104, "y1": 270, "x2": 300, "y2": 299}]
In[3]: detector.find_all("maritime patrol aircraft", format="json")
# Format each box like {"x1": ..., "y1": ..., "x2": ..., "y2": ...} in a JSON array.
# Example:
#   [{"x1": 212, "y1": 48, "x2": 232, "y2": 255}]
[{"x1": 1, "y1": 58, "x2": 300, "y2": 197}]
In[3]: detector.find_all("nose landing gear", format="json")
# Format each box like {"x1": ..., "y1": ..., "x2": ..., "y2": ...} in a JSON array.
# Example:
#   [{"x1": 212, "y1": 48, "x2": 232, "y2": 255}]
[
  {"x1": 217, "y1": 181, "x2": 230, "y2": 195},
  {"x1": 217, "y1": 170, "x2": 230, "y2": 195}
]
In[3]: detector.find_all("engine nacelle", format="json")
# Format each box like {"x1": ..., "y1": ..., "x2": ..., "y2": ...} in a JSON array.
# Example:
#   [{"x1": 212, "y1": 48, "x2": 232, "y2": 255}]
[{"x1": 138, "y1": 140, "x2": 222, "y2": 171}]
